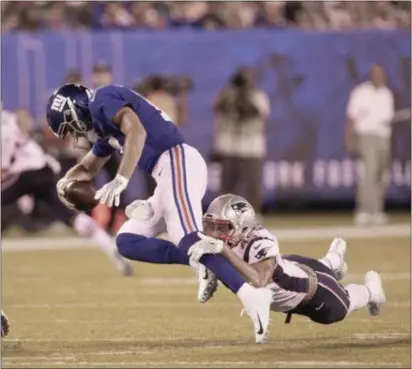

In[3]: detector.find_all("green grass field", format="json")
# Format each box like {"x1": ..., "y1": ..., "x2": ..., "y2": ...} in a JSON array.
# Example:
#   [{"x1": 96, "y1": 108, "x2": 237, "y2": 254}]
[{"x1": 1, "y1": 215, "x2": 411, "y2": 368}]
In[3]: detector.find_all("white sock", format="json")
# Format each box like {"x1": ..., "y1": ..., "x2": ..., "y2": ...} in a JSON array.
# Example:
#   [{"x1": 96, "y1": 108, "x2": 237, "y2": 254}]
[
  {"x1": 190, "y1": 259, "x2": 201, "y2": 271},
  {"x1": 73, "y1": 213, "x2": 118, "y2": 258},
  {"x1": 319, "y1": 252, "x2": 341, "y2": 271},
  {"x1": 237, "y1": 282, "x2": 253, "y2": 299},
  {"x1": 345, "y1": 284, "x2": 371, "y2": 316}
]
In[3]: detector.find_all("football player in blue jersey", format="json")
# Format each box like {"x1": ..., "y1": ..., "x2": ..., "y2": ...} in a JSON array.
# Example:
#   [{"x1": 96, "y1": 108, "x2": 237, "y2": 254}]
[{"x1": 46, "y1": 84, "x2": 272, "y2": 343}]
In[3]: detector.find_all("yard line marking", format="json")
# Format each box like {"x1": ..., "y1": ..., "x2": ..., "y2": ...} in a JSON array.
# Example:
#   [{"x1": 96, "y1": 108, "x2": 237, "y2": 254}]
[
  {"x1": 3, "y1": 334, "x2": 409, "y2": 344},
  {"x1": 3, "y1": 356, "x2": 75, "y2": 361},
  {"x1": 0, "y1": 360, "x2": 405, "y2": 368},
  {"x1": 2, "y1": 224, "x2": 409, "y2": 252},
  {"x1": 3, "y1": 274, "x2": 410, "y2": 292},
  {"x1": 3, "y1": 337, "x2": 208, "y2": 343},
  {"x1": 353, "y1": 333, "x2": 410, "y2": 340}
]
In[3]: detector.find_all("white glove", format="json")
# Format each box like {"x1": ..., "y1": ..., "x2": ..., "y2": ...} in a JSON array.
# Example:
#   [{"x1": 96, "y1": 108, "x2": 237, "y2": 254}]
[
  {"x1": 125, "y1": 200, "x2": 154, "y2": 221},
  {"x1": 188, "y1": 233, "x2": 224, "y2": 263},
  {"x1": 56, "y1": 177, "x2": 76, "y2": 210},
  {"x1": 94, "y1": 174, "x2": 129, "y2": 208}
]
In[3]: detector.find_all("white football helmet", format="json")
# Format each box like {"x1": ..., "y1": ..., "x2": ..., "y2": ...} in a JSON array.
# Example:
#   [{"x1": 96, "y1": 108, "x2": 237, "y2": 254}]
[{"x1": 203, "y1": 194, "x2": 255, "y2": 247}]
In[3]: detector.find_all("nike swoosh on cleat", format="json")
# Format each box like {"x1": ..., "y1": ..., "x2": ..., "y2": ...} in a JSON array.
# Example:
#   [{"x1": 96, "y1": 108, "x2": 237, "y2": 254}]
[{"x1": 256, "y1": 313, "x2": 264, "y2": 335}]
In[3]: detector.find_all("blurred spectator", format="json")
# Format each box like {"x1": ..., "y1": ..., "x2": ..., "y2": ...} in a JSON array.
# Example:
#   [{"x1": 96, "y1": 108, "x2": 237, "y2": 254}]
[
  {"x1": 47, "y1": 3, "x2": 68, "y2": 30},
  {"x1": 65, "y1": 1, "x2": 92, "y2": 29},
  {"x1": 260, "y1": 2, "x2": 287, "y2": 28},
  {"x1": 324, "y1": 2, "x2": 353, "y2": 29},
  {"x1": 92, "y1": 63, "x2": 113, "y2": 87},
  {"x1": 130, "y1": 2, "x2": 166, "y2": 29},
  {"x1": 346, "y1": 64, "x2": 395, "y2": 227},
  {"x1": 197, "y1": 4, "x2": 225, "y2": 30},
  {"x1": 219, "y1": 2, "x2": 258, "y2": 29},
  {"x1": 99, "y1": 2, "x2": 134, "y2": 28},
  {"x1": 1, "y1": 1, "x2": 409, "y2": 31},
  {"x1": 15, "y1": 108, "x2": 34, "y2": 135},
  {"x1": 213, "y1": 67, "x2": 270, "y2": 216},
  {"x1": 65, "y1": 69, "x2": 83, "y2": 85},
  {"x1": 135, "y1": 74, "x2": 189, "y2": 198}
]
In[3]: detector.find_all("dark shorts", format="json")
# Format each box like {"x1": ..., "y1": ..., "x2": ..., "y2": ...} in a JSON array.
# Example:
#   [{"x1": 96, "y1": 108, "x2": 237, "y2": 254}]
[{"x1": 283, "y1": 255, "x2": 350, "y2": 325}]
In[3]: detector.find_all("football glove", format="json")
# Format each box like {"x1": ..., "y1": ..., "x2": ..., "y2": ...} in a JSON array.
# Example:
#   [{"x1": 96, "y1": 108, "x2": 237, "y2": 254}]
[{"x1": 94, "y1": 174, "x2": 129, "y2": 208}]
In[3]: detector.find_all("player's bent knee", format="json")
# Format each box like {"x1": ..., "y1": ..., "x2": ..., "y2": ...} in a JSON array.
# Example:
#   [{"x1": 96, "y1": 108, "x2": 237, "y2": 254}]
[{"x1": 117, "y1": 218, "x2": 157, "y2": 238}]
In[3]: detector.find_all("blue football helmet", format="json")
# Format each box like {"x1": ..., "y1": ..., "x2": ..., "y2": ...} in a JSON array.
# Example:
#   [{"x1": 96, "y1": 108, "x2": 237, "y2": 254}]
[{"x1": 46, "y1": 84, "x2": 93, "y2": 146}]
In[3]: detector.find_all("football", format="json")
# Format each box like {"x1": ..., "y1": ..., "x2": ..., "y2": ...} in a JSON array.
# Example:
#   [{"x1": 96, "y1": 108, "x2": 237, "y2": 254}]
[{"x1": 65, "y1": 180, "x2": 98, "y2": 212}]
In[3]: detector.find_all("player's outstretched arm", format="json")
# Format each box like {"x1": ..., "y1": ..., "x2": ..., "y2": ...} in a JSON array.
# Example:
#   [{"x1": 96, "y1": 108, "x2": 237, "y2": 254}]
[
  {"x1": 221, "y1": 245, "x2": 275, "y2": 288},
  {"x1": 65, "y1": 150, "x2": 110, "y2": 182},
  {"x1": 113, "y1": 106, "x2": 147, "y2": 181}
]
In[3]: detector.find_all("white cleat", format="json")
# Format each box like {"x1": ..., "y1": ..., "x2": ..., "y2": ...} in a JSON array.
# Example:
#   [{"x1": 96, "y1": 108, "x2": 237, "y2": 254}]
[
  {"x1": 1, "y1": 310, "x2": 9, "y2": 338},
  {"x1": 113, "y1": 252, "x2": 134, "y2": 276},
  {"x1": 327, "y1": 237, "x2": 348, "y2": 280},
  {"x1": 197, "y1": 265, "x2": 218, "y2": 303},
  {"x1": 365, "y1": 270, "x2": 386, "y2": 316},
  {"x1": 239, "y1": 285, "x2": 272, "y2": 344}
]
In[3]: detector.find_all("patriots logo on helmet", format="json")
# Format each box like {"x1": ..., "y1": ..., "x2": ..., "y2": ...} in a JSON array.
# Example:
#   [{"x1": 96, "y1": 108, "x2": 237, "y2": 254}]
[{"x1": 231, "y1": 202, "x2": 248, "y2": 217}]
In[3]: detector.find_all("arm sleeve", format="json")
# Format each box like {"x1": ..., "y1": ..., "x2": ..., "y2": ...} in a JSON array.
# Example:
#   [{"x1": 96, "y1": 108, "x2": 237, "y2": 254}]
[{"x1": 92, "y1": 139, "x2": 115, "y2": 158}]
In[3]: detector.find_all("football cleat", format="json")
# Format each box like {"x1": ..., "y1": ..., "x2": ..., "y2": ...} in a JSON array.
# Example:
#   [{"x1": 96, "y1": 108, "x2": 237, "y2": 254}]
[
  {"x1": 239, "y1": 285, "x2": 272, "y2": 344},
  {"x1": 365, "y1": 270, "x2": 386, "y2": 316},
  {"x1": 197, "y1": 265, "x2": 218, "y2": 303},
  {"x1": 113, "y1": 251, "x2": 134, "y2": 276},
  {"x1": 327, "y1": 237, "x2": 348, "y2": 280}
]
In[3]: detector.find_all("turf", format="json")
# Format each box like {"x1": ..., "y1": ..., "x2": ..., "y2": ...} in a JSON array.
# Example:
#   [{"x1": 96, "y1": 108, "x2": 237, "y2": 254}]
[{"x1": 1, "y1": 216, "x2": 411, "y2": 368}]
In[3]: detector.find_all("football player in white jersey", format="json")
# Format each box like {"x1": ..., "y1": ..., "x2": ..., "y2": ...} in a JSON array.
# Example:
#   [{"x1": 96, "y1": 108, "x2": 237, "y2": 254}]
[
  {"x1": 1, "y1": 109, "x2": 132, "y2": 275},
  {"x1": 190, "y1": 194, "x2": 386, "y2": 327}
]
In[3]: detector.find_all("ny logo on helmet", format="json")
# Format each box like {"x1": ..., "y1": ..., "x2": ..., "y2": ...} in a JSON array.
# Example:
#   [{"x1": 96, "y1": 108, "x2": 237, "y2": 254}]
[
  {"x1": 231, "y1": 202, "x2": 248, "y2": 217},
  {"x1": 51, "y1": 94, "x2": 67, "y2": 112}
]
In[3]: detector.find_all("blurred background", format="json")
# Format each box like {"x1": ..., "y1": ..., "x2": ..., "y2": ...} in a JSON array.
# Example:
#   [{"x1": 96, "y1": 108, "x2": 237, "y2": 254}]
[
  {"x1": 1, "y1": 0, "x2": 411, "y2": 236},
  {"x1": 1, "y1": 3, "x2": 411, "y2": 367}
]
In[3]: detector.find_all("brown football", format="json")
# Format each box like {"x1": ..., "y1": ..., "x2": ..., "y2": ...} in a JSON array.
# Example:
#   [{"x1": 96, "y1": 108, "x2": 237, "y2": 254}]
[{"x1": 65, "y1": 180, "x2": 98, "y2": 212}]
